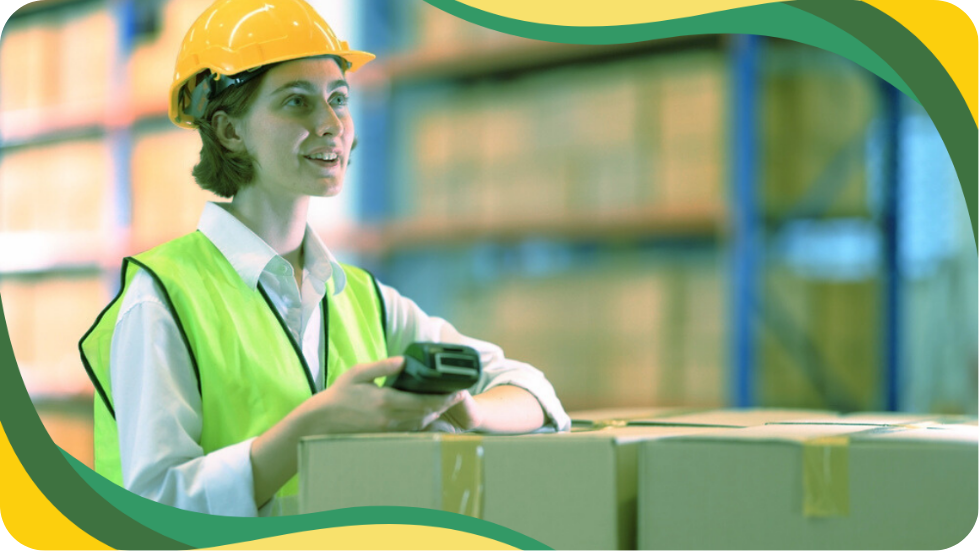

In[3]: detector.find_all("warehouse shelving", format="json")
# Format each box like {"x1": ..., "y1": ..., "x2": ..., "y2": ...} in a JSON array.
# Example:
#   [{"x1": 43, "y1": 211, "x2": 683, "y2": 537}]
[
  {"x1": 735, "y1": 42, "x2": 898, "y2": 412},
  {"x1": 350, "y1": 1, "x2": 944, "y2": 413},
  {"x1": 346, "y1": 2, "x2": 730, "y2": 411},
  {"x1": 377, "y1": 203, "x2": 726, "y2": 250},
  {"x1": 0, "y1": 231, "x2": 125, "y2": 274},
  {"x1": 1, "y1": 0, "x2": 973, "y2": 421},
  {"x1": 1, "y1": 0, "x2": 131, "y2": 415}
]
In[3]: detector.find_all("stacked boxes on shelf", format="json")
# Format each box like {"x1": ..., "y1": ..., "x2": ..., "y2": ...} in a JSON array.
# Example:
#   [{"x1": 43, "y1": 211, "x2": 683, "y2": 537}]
[
  {"x1": 0, "y1": 0, "x2": 211, "y2": 469},
  {"x1": 404, "y1": 50, "x2": 727, "y2": 227},
  {"x1": 380, "y1": 4, "x2": 732, "y2": 413},
  {"x1": 130, "y1": 129, "x2": 218, "y2": 252},
  {"x1": 0, "y1": 0, "x2": 224, "y2": 257},
  {"x1": 0, "y1": 19, "x2": 60, "y2": 130},
  {"x1": 1, "y1": 3, "x2": 118, "y2": 275},
  {"x1": 0, "y1": 275, "x2": 109, "y2": 398},
  {"x1": 0, "y1": 2, "x2": 116, "y2": 139},
  {"x1": 678, "y1": 264, "x2": 728, "y2": 405},
  {"x1": 762, "y1": 42, "x2": 878, "y2": 218},
  {"x1": 450, "y1": 255, "x2": 727, "y2": 411},
  {"x1": 126, "y1": 0, "x2": 235, "y2": 249},
  {"x1": 653, "y1": 53, "x2": 727, "y2": 209},
  {"x1": 759, "y1": 267, "x2": 881, "y2": 411},
  {"x1": 58, "y1": 6, "x2": 115, "y2": 121},
  {"x1": 0, "y1": 139, "x2": 111, "y2": 234},
  {"x1": 756, "y1": 40, "x2": 884, "y2": 412}
]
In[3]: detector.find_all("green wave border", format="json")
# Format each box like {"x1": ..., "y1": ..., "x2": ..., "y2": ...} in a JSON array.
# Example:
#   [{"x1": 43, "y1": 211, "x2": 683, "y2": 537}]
[
  {"x1": 426, "y1": 0, "x2": 918, "y2": 101},
  {"x1": 62, "y1": 448, "x2": 550, "y2": 550},
  {"x1": 1, "y1": 0, "x2": 977, "y2": 548}
]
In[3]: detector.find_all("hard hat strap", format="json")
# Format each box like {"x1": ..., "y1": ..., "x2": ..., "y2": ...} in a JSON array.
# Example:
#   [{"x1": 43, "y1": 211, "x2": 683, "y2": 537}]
[
  {"x1": 182, "y1": 65, "x2": 276, "y2": 123},
  {"x1": 207, "y1": 65, "x2": 276, "y2": 101}
]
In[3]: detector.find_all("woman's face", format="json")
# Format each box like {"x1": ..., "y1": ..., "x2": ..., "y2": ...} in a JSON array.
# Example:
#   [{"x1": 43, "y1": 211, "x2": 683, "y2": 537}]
[{"x1": 236, "y1": 57, "x2": 354, "y2": 199}]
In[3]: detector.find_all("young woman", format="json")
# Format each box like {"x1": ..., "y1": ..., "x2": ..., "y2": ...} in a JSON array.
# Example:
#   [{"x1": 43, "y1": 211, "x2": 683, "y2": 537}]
[{"x1": 81, "y1": 0, "x2": 569, "y2": 517}]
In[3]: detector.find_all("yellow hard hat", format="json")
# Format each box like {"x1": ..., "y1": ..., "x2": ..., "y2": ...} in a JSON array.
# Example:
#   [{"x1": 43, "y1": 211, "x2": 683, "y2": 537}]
[{"x1": 169, "y1": 0, "x2": 375, "y2": 129}]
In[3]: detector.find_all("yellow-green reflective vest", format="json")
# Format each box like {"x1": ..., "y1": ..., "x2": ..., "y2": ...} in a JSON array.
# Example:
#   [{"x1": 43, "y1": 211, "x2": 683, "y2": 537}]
[{"x1": 80, "y1": 231, "x2": 387, "y2": 514}]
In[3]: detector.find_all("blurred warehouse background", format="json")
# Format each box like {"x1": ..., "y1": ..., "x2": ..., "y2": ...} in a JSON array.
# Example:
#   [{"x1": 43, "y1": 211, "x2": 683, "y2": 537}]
[{"x1": 0, "y1": 0, "x2": 976, "y2": 469}]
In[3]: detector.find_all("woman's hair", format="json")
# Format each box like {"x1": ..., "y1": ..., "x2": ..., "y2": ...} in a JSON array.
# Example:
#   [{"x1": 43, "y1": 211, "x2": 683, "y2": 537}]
[{"x1": 191, "y1": 73, "x2": 268, "y2": 198}]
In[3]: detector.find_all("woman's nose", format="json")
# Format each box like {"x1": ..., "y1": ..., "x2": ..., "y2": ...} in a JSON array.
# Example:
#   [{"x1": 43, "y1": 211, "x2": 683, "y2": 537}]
[{"x1": 315, "y1": 102, "x2": 343, "y2": 136}]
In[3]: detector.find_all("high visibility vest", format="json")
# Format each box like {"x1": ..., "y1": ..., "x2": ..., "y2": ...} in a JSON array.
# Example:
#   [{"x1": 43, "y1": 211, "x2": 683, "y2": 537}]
[{"x1": 80, "y1": 231, "x2": 387, "y2": 514}]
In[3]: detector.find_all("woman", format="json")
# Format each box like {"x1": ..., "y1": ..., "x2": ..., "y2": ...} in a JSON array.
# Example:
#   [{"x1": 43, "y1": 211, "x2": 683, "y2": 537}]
[{"x1": 80, "y1": 0, "x2": 570, "y2": 517}]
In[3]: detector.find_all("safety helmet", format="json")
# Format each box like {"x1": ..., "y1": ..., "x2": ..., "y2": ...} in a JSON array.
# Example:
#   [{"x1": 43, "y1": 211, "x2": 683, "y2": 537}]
[{"x1": 169, "y1": 0, "x2": 375, "y2": 129}]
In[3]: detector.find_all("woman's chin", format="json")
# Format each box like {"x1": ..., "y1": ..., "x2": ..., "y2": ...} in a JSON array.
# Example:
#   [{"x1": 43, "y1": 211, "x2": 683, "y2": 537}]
[
  {"x1": 310, "y1": 179, "x2": 344, "y2": 198},
  {"x1": 320, "y1": 185, "x2": 343, "y2": 198}
]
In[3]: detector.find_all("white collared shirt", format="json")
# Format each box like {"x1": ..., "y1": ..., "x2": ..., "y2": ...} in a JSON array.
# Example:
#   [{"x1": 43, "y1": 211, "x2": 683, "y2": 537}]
[{"x1": 110, "y1": 202, "x2": 570, "y2": 517}]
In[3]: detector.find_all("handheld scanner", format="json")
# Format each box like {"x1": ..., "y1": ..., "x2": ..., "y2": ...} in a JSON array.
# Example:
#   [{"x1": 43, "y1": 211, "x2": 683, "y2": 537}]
[{"x1": 385, "y1": 342, "x2": 482, "y2": 394}]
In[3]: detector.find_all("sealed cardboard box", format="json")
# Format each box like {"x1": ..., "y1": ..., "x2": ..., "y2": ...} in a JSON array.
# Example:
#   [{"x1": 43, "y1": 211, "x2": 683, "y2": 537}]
[
  {"x1": 638, "y1": 421, "x2": 978, "y2": 549},
  {"x1": 569, "y1": 407, "x2": 838, "y2": 428},
  {"x1": 300, "y1": 426, "x2": 730, "y2": 550},
  {"x1": 834, "y1": 412, "x2": 977, "y2": 426}
]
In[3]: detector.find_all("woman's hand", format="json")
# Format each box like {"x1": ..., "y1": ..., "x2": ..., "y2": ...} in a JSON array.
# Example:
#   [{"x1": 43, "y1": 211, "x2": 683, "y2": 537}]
[
  {"x1": 300, "y1": 357, "x2": 466, "y2": 433},
  {"x1": 250, "y1": 356, "x2": 464, "y2": 507}
]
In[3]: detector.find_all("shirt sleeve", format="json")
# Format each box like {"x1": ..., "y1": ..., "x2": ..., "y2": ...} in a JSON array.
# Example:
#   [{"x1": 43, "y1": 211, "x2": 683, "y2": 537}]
[
  {"x1": 378, "y1": 281, "x2": 571, "y2": 432},
  {"x1": 110, "y1": 269, "x2": 263, "y2": 516}
]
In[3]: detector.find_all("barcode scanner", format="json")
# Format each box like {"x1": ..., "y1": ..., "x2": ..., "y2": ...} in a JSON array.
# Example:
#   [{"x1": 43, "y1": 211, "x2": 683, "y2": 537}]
[{"x1": 384, "y1": 342, "x2": 482, "y2": 394}]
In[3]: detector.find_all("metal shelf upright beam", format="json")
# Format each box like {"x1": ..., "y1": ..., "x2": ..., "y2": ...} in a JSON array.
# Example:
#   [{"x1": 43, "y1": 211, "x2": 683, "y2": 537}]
[
  {"x1": 729, "y1": 34, "x2": 761, "y2": 408},
  {"x1": 882, "y1": 82, "x2": 901, "y2": 412}
]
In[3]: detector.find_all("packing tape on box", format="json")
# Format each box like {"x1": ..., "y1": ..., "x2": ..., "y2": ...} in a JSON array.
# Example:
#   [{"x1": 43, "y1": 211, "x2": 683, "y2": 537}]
[
  {"x1": 440, "y1": 435, "x2": 485, "y2": 518},
  {"x1": 800, "y1": 424, "x2": 933, "y2": 518},
  {"x1": 802, "y1": 435, "x2": 850, "y2": 517}
]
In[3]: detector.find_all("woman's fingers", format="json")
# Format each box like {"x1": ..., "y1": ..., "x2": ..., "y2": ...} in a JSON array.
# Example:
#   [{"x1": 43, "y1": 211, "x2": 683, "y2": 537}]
[
  {"x1": 382, "y1": 389, "x2": 464, "y2": 414},
  {"x1": 440, "y1": 391, "x2": 483, "y2": 431},
  {"x1": 342, "y1": 357, "x2": 404, "y2": 385},
  {"x1": 423, "y1": 419, "x2": 458, "y2": 433},
  {"x1": 312, "y1": 360, "x2": 471, "y2": 433}
]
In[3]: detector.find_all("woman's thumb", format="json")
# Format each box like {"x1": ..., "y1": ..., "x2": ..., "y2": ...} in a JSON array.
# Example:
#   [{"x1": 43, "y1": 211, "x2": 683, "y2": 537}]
[{"x1": 346, "y1": 356, "x2": 404, "y2": 384}]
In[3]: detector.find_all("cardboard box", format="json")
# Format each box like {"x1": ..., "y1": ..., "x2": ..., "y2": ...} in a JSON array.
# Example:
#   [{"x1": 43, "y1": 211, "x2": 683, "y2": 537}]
[
  {"x1": 300, "y1": 426, "x2": 732, "y2": 550},
  {"x1": 835, "y1": 412, "x2": 977, "y2": 426},
  {"x1": 570, "y1": 407, "x2": 838, "y2": 429},
  {"x1": 638, "y1": 420, "x2": 978, "y2": 549}
]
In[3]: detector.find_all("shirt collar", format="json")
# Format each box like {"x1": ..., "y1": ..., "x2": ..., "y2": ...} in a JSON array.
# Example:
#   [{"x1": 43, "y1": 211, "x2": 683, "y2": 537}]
[
  {"x1": 197, "y1": 202, "x2": 346, "y2": 295},
  {"x1": 302, "y1": 223, "x2": 346, "y2": 295}
]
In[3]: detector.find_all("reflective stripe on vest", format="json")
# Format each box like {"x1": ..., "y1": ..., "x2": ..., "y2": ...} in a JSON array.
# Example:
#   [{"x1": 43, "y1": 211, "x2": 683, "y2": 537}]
[{"x1": 80, "y1": 231, "x2": 387, "y2": 511}]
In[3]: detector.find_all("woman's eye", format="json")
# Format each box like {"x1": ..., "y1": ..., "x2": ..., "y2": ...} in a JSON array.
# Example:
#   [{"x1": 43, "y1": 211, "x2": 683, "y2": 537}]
[
  {"x1": 285, "y1": 96, "x2": 307, "y2": 107},
  {"x1": 331, "y1": 93, "x2": 350, "y2": 107}
]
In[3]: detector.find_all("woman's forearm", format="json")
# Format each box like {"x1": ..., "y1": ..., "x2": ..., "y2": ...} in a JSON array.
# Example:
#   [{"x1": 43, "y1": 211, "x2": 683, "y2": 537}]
[
  {"x1": 249, "y1": 406, "x2": 312, "y2": 508},
  {"x1": 473, "y1": 385, "x2": 546, "y2": 433}
]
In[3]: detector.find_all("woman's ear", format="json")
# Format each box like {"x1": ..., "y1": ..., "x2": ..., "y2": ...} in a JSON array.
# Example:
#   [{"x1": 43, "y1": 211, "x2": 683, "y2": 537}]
[{"x1": 212, "y1": 111, "x2": 247, "y2": 152}]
